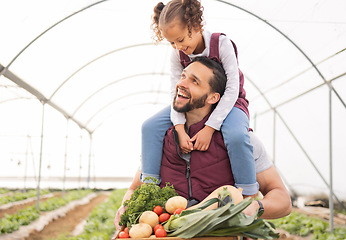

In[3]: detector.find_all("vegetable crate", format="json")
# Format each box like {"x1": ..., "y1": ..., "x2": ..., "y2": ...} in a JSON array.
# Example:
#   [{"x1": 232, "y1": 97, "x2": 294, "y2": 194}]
[{"x1": 112, "y1": 227, "x2": 241, "y2": 240}]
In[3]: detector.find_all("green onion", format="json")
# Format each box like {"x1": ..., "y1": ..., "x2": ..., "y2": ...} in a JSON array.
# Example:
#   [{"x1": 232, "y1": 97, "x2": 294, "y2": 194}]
[{"x1": 163, "y1": 189, "x2": 279, "y2": 239}]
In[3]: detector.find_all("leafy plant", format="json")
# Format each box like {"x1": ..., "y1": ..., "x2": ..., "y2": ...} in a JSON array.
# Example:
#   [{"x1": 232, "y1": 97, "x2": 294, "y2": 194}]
[
  {"x1": 0, "y1": 190, "x2": 92, "y2": 234},
  {"x1": 120, "y1": 178, "x2": 178, "y2": 227},
  {"x1": 62, "y1": 189, "x2": 127, "y2": 240},
  {"x1": 0, "y1": 189, "x2": 50, "y2": 205},
  {"x1": 270, "y1": 211, "x2": 346, "y2": 240}
]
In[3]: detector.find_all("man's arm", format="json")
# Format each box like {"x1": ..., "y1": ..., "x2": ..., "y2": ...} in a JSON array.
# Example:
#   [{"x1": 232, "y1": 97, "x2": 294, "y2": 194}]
[
  {"x1": 244, "y1": 166, "x2": 292, "y2": 219},
  {"x1": 114, "y1": 169, "x2": 143, "y2": 231}
]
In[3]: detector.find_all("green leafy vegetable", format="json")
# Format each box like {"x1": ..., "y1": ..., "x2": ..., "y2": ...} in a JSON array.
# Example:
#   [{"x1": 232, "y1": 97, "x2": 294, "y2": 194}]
[
  {"x1": 119, "y1": 177, "x2": 178, "y2": 227},
  {"x1": 163, "y1": 189, "x2": 279, "y2": 239}
]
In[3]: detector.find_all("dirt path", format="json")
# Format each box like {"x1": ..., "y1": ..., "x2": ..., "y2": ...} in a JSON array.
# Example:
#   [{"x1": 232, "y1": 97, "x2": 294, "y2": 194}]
[
  {"x1": 0, "y1": 192, "x2": 62, "y2": 218},
  {"x1": 25, "y1": 193, "x2": 108, "y2": 240}
]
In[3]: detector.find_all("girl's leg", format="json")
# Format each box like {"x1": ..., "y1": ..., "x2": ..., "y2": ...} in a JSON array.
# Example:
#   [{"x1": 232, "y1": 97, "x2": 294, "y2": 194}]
[
  {"x1": 141, "y1": 106, "x2": 172, "y2": 183},
  {"x1": 221, "y1": 107, "x2": 258, "y2": 196}
]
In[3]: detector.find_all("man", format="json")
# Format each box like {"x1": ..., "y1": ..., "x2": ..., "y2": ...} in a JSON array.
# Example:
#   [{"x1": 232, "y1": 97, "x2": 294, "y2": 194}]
[{"x1": 114, "y1": 57, "x2": 291, "y2": 230}]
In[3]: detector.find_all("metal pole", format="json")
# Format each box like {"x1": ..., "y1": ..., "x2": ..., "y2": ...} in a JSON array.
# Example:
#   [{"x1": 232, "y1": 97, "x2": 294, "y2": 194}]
[
  {"x1": 273, "y1": 110, "x2": 277, "y2": 166},
  {"x1": 24, "y1": 135, "x2": 29, "y2": 191},
  {"x1": 329, "y1": 85, "x2": 334, "y2": 232},
  {"x1": 62, "y1": 119, "x2": 69, "y2": 197},
  {"x1": 87, "y1": 134, "x2": 93, "y2": 189},
  {"x1": 78, "y1": 132, "x2": 83, "y2": 191},
  {"x1": 36, "y1": 103, "x2": 45, "y2": 211}
]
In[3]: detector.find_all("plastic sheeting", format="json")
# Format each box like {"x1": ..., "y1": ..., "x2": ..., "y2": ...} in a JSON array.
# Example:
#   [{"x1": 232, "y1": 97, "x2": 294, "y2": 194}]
[{"x1": 0, "y1": 0, "x2": 345, "y2": 203}]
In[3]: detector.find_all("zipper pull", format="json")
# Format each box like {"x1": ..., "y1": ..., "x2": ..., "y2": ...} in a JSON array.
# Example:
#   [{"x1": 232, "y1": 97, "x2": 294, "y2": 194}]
[{"x1": 186, "y1": 164, "x2": 190, "y2": 178}]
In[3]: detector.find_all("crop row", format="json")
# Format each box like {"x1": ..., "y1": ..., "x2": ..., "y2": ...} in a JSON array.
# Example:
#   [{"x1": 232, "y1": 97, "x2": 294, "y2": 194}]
[
  {"x1": 0, "y1": 189, "x2": 92, "y2": 234},
  {"x1": 55, "y1": 189, "x2": 127, "y2": 240},
  {"x1": 0, "y1": 189, "x2": 50, "y2": 205},
  {"x1": 269, "y1": 211, "x2": 346, "y2": 239}
]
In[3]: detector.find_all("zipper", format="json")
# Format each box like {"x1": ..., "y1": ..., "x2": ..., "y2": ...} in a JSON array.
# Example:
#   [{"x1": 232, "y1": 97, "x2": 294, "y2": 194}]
[
  {"x1": 185, "y1": 161, "x2": 192, "y2": 199},
  {"x1": 172, "y1": 129, "x2": 193, "y2": 199}
]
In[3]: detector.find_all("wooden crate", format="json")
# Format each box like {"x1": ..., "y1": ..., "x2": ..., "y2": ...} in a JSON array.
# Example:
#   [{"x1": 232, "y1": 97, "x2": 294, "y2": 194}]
[{"x1": 112, "y1": 228, "x2": 241, "y2": 240}]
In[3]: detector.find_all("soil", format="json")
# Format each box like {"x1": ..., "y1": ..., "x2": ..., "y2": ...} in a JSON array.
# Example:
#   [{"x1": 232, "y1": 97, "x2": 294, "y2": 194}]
[
  {"x1": 0, "y1": 192, "x2": 62, "y2": 218},
  {"x1": 25, "y1": 193, "x2": 108, "y2": 240}
]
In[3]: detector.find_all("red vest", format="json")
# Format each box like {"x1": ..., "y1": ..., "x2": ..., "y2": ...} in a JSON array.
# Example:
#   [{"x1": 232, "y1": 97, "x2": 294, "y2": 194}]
[
  {"x1": 179, "y1": 33, "x2": 249, "y2": 118},
  {"x1": 160, "y1": 112, "x2": 235, "y2": 202}
]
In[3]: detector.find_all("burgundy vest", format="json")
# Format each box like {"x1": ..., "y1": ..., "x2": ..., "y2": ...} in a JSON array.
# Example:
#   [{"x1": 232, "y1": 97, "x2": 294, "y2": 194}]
[
  {"x1": 179, "y1": 33, "x2": 249, "y2": 118},
  {"x1": 160, "y1": 112, "x2": 235, "y2": 202}
]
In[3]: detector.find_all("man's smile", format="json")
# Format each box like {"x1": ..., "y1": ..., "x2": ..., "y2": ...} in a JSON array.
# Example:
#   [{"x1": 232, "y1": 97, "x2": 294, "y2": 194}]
[{"x1": 177, "y1": 88, "x2": 189, "y2": 99}]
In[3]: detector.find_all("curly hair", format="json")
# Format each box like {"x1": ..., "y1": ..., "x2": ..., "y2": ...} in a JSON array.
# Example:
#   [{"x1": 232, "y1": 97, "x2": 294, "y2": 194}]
[{"x1": 151, "y1": 0, "x2": 204, "y2": 44}]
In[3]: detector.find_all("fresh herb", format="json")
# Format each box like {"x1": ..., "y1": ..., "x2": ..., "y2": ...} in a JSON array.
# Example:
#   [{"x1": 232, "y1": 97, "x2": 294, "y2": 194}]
[{"x1": 119, "y1": 177, "x2": 178, "y2": 227}]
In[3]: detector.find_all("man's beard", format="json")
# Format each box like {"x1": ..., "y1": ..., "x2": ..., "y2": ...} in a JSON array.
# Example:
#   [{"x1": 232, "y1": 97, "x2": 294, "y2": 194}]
[{"x1": 173, "y1": 93, "x2": 208, "y2": 113}]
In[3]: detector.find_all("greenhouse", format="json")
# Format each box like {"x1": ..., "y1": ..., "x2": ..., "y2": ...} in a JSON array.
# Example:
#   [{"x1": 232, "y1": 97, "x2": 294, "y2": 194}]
[{"x1": 0, "y1": 0, "x2": 345, "y2": 239}]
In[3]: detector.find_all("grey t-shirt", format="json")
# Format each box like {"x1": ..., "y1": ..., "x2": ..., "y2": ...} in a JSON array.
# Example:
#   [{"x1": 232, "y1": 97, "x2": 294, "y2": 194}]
[{"x1": 249, "y1": 131, "x2": 273, "y2": 173}]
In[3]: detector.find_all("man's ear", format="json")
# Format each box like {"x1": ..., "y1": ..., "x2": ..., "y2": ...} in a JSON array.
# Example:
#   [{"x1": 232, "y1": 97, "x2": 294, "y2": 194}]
[{"x1": 207, "y1": 92, "x2": 220, "y2": 105}]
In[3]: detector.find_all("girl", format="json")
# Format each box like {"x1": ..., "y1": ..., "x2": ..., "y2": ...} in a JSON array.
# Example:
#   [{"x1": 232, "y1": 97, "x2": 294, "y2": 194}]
[{"x1": 141, "y1": 0, "x2": 258, "y2": 196}]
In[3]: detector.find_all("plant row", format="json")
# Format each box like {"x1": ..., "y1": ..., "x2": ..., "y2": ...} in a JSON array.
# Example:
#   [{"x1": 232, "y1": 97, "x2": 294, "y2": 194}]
[
  {"x1": 55, "y1": 189, "x2": 127, "y2": 240},
  {"x1": 0, "y1": 189, "x2": 92, "y2": 234},
  {"x1": 269, "y1": 211, "x2": 346, "y2": 240},
  {"x1": 0, "y1": 189, "x2": 50, "y2": 205}
]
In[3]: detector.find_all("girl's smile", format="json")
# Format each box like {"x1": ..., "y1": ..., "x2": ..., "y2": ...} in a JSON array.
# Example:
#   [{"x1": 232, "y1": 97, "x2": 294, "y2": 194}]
[{"x1": 160, "y1": 19, "x2": 204, "y2": 55}]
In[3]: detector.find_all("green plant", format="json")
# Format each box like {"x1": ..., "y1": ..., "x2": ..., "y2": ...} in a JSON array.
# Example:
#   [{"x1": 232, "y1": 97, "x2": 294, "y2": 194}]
[{"x1": 270, "y1": 211, "x2": 346, "y2": 240}]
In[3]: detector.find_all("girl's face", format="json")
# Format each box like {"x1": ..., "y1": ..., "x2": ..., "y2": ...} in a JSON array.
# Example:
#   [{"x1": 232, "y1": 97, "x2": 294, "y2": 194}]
[{"x1": 161, "y1": 19, "x2": 204, "y2": 55}]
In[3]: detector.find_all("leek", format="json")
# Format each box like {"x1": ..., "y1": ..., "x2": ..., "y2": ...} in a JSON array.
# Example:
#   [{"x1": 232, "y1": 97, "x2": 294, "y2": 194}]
[{"x1": 163, "y1": 190, "x2": 279, "y2": 239}]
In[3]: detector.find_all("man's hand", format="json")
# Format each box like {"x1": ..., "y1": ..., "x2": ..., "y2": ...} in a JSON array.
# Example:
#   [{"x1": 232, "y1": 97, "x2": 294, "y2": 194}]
[
  {"x1": 190, "y1": 125, "x2": 215, "y2": 151},
  {"x1": 242, "y1": 200, "x2": 260, "y2": 217},
  {"x1": 175, "y1": 124, "x2": 194, "y2": 154},
  {"x1": 114, "y1": 205, "x2": 125, "y2": 232}
]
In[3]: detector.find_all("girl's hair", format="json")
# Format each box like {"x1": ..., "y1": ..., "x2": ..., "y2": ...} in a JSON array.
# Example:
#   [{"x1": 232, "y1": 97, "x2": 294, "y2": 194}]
[{"x1": 152, "y1": 0, "x2": 204, "y2": 44}]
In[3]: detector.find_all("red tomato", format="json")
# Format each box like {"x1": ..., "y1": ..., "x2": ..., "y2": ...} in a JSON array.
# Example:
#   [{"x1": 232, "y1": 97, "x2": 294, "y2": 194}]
[
  {"x1": 123, "y1": 227, "x2": 129, "y2": 234},
  {"x1": 118, "y1": 231, "x2": 129, "y2": 238},
  {"x1": 153, "y1": 205, "x2": 163, "y2": 216},
  {"x1": 155, "y1": 228, "x2": 167, "y2": 237},
  {"x1": 159, "y1": 213, "x2": 171, "y2": 223},
  {"x1": 154, "y1": 224, "x2": 164, "y2": 233},
  {"x1": 173, "y1": 208, "x2": 184, "y2": 215}
]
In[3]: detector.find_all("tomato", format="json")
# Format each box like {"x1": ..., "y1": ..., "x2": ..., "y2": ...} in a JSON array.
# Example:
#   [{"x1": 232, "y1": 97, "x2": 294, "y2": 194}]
[
  {"x1": 155, "y1": 228, "x2": 167, "y2": 237},
  {"x1": 159, "y1": 213, "x2": 171, "y2": 223},
  {"x1": 173, "y1": 208, "x2": 184, "y2": 215},
  {"x1": 153, "y1": 205, "x2": 163, "y2": 216},
  {"x1": 123, "y1": 227, "x2": 129, "y2": 234},
  {"x1": 154, "y1": 224, "x2": 164, "y2": 233},
  {"x1": 118, "y1": 231, "x2": 129, "y2": 238}
]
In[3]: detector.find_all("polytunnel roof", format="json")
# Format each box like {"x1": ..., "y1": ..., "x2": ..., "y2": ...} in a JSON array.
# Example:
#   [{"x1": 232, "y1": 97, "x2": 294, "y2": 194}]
[{"x1": 1, "y1": 0, "x2": 346, "y2": 201}]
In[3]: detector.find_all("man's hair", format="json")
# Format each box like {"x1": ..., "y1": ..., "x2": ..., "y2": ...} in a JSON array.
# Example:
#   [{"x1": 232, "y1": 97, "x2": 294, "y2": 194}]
[{"x1": 191, "y1": 57, "x2": 227, "y2": 97}]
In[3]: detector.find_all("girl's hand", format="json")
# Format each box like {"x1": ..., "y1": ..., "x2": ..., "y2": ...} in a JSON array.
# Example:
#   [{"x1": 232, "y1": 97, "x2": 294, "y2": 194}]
[
  {"x1": 190, "y1": 125, "x2": 215, "y2": 151},
  {"x1": 175, "y1": 124, "x2": 194, "y2": 154}
]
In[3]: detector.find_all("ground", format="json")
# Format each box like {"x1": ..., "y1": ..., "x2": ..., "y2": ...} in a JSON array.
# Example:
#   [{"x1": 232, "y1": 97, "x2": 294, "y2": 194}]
[{"x1": 24, "y1": 193, "x2": 108, "y2": 240}]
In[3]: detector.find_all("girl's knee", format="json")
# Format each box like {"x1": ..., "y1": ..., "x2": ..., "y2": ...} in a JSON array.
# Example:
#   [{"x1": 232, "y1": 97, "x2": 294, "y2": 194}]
[{"x1": 142, "y1": 117, "x2": 157, "y2": 134}]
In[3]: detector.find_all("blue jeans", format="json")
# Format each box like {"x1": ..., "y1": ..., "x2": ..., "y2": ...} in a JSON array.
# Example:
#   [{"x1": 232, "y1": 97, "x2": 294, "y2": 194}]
[
  {"x1": 141, "y1": 106, "x2": 172, "y2": 183},
  {"x1": 141, "y1": 106, "x2": 258, "y2": 195},
  {"x1": 220, "y1": 107, "x2": 258, "y2": 195}
]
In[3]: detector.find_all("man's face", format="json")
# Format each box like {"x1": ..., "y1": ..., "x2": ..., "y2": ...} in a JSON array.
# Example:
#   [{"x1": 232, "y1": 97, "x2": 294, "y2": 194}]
[{"x1": 173, "y1": 62, "x2": 214, "y2": 113}]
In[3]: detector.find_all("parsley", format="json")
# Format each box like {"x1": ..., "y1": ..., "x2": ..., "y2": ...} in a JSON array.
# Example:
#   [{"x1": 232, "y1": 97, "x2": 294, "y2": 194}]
[{"x1": 119, "y1": 178, "x2": 178, "y2": 227}]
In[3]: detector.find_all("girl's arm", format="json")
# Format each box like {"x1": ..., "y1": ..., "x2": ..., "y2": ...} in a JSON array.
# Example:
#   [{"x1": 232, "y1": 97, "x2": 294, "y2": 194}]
[
  {"x1": 170, "y1": 50, "x2": 193, "y2": 152},
  {"x1": 170, "y1": 50, "x2": 185, "y2": 126},
  {"x1": 205, "y1": 36, "x2": 240, "y2": 130}
]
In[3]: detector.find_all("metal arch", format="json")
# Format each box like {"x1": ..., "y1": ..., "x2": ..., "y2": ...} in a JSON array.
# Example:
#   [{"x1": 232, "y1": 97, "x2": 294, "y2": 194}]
[
  {"x1": 85, "y1": 90, "x2": 170, "y2": 131},
  {"x1": 49, "y1": 43, "x2": 170, "y2": 100},
  {"x1": 0, "y1": 97, "x2": 34, "y2": 105},
  {"x1": 246, "y1": 73, "x2": 344, "y2": 209},
  {"x1": 90, "y1": 101, "x2": 168, "y2": 133},
  {"x1": 214, "y1": 0, "x2": 345, "y2": 105},
  {"x1": 71, "y1": 72, "x2": 169, "y2": 117},
  {"x1": 0, "y1": 0, "x2": 109, "y2": 77}
]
